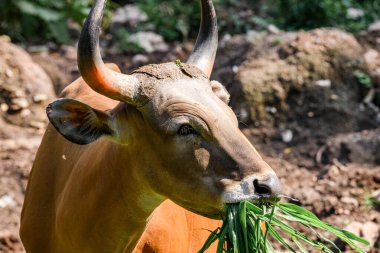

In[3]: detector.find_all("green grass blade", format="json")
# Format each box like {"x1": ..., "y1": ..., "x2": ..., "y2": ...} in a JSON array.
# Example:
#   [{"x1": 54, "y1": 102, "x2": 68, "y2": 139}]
[
  {"x1": 277, "y1": 205, "x2": 368, "y2": 252},
  {"x1": 227, "y1": 211, "x2": 238, "y2": 253},
  {"x1": 198, "y1": 200, "x2": 368, "y2": 253},
  {"x1": 267, "y1": 224, "x2": 297, "y2": 252},
  {"x1": 238, "y1": 202, "x2": 249, "y2": 253},
  {"x1": 217, "y1": 222, "x2": 228, "y2": 253},
  {"x1": 197, "y1": 227, "x2": 220, "y2": 253}
]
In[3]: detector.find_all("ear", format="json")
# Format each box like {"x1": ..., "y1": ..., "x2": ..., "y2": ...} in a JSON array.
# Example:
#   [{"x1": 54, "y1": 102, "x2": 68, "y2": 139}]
[
  {"x1": 47, "y1": 98, "x2": 114, "y2": 145},
  {"x1": 211, "y1": 80, "x2": 230, "y2": 104}
]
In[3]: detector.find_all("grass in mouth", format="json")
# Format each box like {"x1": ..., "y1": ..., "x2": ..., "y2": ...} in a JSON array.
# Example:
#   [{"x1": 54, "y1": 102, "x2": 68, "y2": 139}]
[{"x1": 198, "y1": 200, "x2": 369, "y2": 253}]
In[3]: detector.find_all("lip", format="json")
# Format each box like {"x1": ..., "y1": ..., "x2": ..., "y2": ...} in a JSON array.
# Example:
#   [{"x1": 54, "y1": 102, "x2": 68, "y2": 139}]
[{"x1": 223, "y1": 191, "x2": 280, "y2": 205}]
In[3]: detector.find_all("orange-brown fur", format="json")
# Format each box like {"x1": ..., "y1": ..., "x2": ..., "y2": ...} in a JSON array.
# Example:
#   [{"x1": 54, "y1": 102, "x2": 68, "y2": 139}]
[
  {"x1": 21, "y1": 64, "x2": 220, "y2": 253},
  {"x1": 65, "y1": 64, "x2": 222, "y2": 253}
]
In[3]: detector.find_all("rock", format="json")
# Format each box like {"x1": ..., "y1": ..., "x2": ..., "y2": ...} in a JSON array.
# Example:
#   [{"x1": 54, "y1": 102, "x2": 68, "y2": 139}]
[
  {"x1": 346, "y1": 8, "x2": 364, "y2": 19},
  {"x1": 344, "y1": 221, "x2": 379, "y2": 248},
  {"x1": 324, "y1": 128, "x2": 380, "y2": 164},
  {"x1": 314, "y1": 79, "x2": 331, "y2": 88},
  {"x1": 132, "y1": 54, "x2": 150, "y2": 66},
  {"x1": 32, "y1": 49, "x2": 77, "y2": 94},
  {"x1": 372, "y1": 189, "x2": 380, "y2": 204},
  {"x1": 358, "y1": 20, "x2": 380, "y2": 50},
  {"x1": 301, "y1": 187, "x2": 321, "y2": 203},
  {"x1": 0, "y1": 103, "x2": 8, "y2": 112},
  {"x1": 0, "y1": 35, "x2": 11, "y2": 43},
  {"x1": 364, "y1": 49, "x2": 379, "y2": 62},
  {"x1": 0, "y1": 195, "x2": 16, "y2": 208},
  {"x1": 212, "y1": 34, "x2": 251, "y2": 107},
  {"x1": 267, "y1": 24, "x2": 280, "y2": 35},
  {"x1": 111, "y1": 4, "x2": 147, "y2": 28},
  {"x1": 340, "y1": 196, "x2": 359, "y2": 207},
  {"x1": 368, "y1": 21, "x2": 380, "y2": 33},
  {"x1": 32, "y1": 93, "x2": 48, "y2": 103},
  {"x1": 246, "y1": 30, "x2": 266, "y2": 45},
  {"x1": 281, "y1": 129, "x2": 293, "y2": 143},
  {"x1": 29, "y1": 121, "x2": 46, "y2": 129},
  {"x1": 127, "y1": 32, "x2": 169, "y2": 53},
  {"x1": 0, "y1": 40, "x2": 56, "y2": 127},
  {"x1": 9, "y1": 98, "x2": 29, "y2": 111},
  {"x1": 233, "y1": 28, "x2": 373, "y2": 139}
]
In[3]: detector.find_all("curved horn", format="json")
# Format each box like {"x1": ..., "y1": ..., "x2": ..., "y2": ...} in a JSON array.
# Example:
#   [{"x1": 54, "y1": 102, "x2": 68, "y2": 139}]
[
  {"x1": 187, "y1": 0, "x2": 218, "y2": 78},
  {"x1": 78, "y1": 0, "x2": 141, "y2": 105}
]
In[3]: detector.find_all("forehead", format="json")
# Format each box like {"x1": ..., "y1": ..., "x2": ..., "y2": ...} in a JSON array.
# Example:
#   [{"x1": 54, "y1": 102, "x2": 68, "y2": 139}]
[
  {"x1": 152, "y1": 78, "x2": 238, "y2": 127},
  {"x1": 133, "y1": 62, "x2": 212, "y2": 103},
  {"x1": 134, "y1": 62, "x2": 238, "y2": 125},
  {"x1": 156, "y1": 78, "x2": 212, "y2": 101}
]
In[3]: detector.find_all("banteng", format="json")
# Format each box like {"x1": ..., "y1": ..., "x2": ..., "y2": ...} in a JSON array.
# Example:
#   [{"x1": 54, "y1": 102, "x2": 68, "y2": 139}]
[{"x1": 20, "y1": 0, "x2": 282, "y2": 252}]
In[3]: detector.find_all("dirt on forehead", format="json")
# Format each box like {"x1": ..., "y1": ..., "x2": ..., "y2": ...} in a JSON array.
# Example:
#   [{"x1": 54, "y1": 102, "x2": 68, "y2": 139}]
[
  {"x1": 132, "y1": 62, "x2": 208, "y2": 80},
  {"x1": 131, "y1": 62, "x2": 210, "y2": 101}
]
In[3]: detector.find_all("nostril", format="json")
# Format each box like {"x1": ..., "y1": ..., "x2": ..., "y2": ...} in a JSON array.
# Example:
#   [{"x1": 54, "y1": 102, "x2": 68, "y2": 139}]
[{"x1": 253, "y1": 179, "x2": 272, "y2": 196}]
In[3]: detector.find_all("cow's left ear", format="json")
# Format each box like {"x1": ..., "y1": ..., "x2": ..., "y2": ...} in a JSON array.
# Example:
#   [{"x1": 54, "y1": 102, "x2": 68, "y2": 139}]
[
  {"x1": 211, "y1": 80, "x2": 230, "y2": 104},
  {"x1": 47, "y1": 98, "x2": 114, "y2": 145}
]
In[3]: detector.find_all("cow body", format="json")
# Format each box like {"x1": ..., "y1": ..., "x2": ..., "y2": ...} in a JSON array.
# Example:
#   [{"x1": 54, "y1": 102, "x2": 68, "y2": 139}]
[
  {"x1": 20, "y1": 0, "x2": 282, "y2": 252},
  {"x1": 21, "y1": 67, "x2": 220, "y2": 253},
  {"x1": 134, "y1": 200, "x2": 220, "y2": 253}
]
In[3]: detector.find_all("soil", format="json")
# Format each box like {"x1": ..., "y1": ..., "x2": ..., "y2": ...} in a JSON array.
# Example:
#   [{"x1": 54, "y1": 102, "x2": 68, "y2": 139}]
[{"x1": 0, "y1": 28, "x2": 380, "y2": 252}]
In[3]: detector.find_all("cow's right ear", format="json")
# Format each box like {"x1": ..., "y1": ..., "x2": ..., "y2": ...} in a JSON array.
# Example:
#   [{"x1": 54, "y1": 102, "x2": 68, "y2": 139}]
[{"x1": 47, "y1": 98, "x2": 114, "y2": 145}]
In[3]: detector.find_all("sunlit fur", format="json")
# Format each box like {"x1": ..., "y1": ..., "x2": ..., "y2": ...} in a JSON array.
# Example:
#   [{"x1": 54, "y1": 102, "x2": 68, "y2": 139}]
[{"x1": 20, "y1": 63, "x2": 281, "y2": 253}]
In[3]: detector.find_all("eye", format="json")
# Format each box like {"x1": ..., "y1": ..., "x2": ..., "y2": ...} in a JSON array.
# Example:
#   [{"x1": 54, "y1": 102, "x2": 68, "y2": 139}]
[{"x1": 178, "y1": 124, "x2": 198, "y2": 136}]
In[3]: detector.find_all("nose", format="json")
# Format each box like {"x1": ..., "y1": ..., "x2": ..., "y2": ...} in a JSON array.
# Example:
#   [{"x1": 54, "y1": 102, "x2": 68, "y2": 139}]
[
  {"x1": 221, "y1": 173, "x2": 283, "y2": 203},
  {"x1": 253, "y1": 174, "x2": 283, "y2": 197}
]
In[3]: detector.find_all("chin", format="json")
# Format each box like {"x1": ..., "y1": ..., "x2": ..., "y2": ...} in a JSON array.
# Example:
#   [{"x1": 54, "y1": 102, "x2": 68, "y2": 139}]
[
  {"x1": 185, "y1": 205, "x2": 224, "y2": 220},
  {"x1": 173, "y1": 199, "x2": 224, "y2": 220}
]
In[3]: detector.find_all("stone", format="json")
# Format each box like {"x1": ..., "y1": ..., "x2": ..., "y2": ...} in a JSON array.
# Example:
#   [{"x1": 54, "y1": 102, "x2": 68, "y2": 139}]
[
  {"x1": 9, "y1": 98, "x2": 29, "y2": 111},
  {"x1": 132, "y1": 54, "x2": 149, "y2": 66},
  {"x1": 346, "y1": 8, "x2": 364, "y2": 19},
  {"x1": 267, "y1": 24, "x2": 280, "y2": 35},
  {"x1": 324, "y1": 128, "x2": 380, "y2": 164},
  {"x1": 281, "y1": 129, "x2": 293, "y2": 143},
  {"x1": 372, "y1": 189, "x2": 380, "y2": 203},
  {"x1": 0, "y1": 40, "x2": 55, "y2": 126},
  {"x1": 340, "y1": 196, "x2": 359, "y2": 207},
  {"x1": 32, "y1": 93, "x2": 48, "y2": 103},
  {"x1": 235, "y1": 28, "x2": 370, "y2": 137},
  {"x1": 314, "y1": 79, "x2": 331, "y2": 88},
  {"x1": 111, "y1": 4, "x2": 147, "y2": 27},
  {"x1": 127, "y1": 32, "x2": 169, "y2": 53},
  {"x1": 0, "y1": 195, "x2": 16, "y2": 208},
  {"x1": 344, "y1": 221, "x2": 379, "y2": 248},
  {"x1": 368, "y1": 21, "x2": 380, "y2": 33}
]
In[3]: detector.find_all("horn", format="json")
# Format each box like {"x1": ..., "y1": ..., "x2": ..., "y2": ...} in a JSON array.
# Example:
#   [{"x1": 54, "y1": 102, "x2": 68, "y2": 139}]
[
  {"x1": 187, "y1": 0, "x2": 218, "y2": 78},
  {"x1": 78, "y1": 0, "x2": 141, "y2": 105}
]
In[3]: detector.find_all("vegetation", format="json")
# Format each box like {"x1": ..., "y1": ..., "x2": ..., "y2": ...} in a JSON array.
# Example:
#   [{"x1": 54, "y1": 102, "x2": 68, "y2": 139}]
[
  {"x1": 199, "y1": 201, "x2": 368, "y2": 253},
  {"x1": 1, "y1": 0, "x2": 379, "y2": 44},
  {"x1": 354, "y1": 70, "x2": 373, "y2": 89},
  {"x1": 270, "y1": 0, "x2": 380, "y2": 33},
  {"x1": 0, "y1": 0, "x2": 93, "y2": 44},
  {"x1": 137, "y1": 0, "x2": 380, "y2": 41},
  {"x1": 137, "y1": 0, "x2": 201, "y2": 41}
]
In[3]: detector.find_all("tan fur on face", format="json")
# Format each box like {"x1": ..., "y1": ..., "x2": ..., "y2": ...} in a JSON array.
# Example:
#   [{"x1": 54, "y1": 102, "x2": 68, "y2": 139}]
[{"x1": 20, "y1": 63, "x2": 280, "y2": 253}]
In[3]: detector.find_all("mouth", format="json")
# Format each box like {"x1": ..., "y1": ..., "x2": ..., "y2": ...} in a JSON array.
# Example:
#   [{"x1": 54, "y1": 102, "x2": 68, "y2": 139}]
[{"x1": 222, "y1": 191, "x2": 280, "y2": 205}]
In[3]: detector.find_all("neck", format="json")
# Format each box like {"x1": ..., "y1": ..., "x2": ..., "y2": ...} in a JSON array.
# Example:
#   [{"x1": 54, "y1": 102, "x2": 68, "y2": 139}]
[{"x1": 54, "y1": 139, "x2": 164, "y2": 253}]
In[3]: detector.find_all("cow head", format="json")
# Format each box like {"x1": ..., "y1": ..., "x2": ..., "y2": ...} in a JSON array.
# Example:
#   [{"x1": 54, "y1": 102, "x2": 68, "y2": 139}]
[{"x1": 47, "y1": 0, "x2": 282, "y2": 219}]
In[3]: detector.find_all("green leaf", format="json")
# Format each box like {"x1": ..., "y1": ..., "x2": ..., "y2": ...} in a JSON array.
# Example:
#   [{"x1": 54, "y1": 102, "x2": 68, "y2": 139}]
[
  {"x1": 47, "y1": 21, "x2": 70, "y2": 44},
  {"x1": 199, "y1": 200, "x2": 368, "y2": 253},
  {"x1": 15, "y1": 1, "x2": 62, "y2": 21}
]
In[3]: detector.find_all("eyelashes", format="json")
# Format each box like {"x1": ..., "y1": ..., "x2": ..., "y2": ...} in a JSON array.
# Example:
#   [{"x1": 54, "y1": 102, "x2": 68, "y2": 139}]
[{"x1": 178, "y1": 124, "x2": 199, "y2": 136}]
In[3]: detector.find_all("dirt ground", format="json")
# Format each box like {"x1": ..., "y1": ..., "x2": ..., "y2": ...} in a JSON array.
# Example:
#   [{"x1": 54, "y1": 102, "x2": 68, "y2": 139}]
[{"x1": 0, "y1": 30, "x2": 380, "y2": 252}]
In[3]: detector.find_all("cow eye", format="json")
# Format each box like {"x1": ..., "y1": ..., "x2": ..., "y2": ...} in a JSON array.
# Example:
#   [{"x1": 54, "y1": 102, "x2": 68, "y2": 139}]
[{"x1": 178, "y1": 124, "x2": 198, "y2": 136}]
